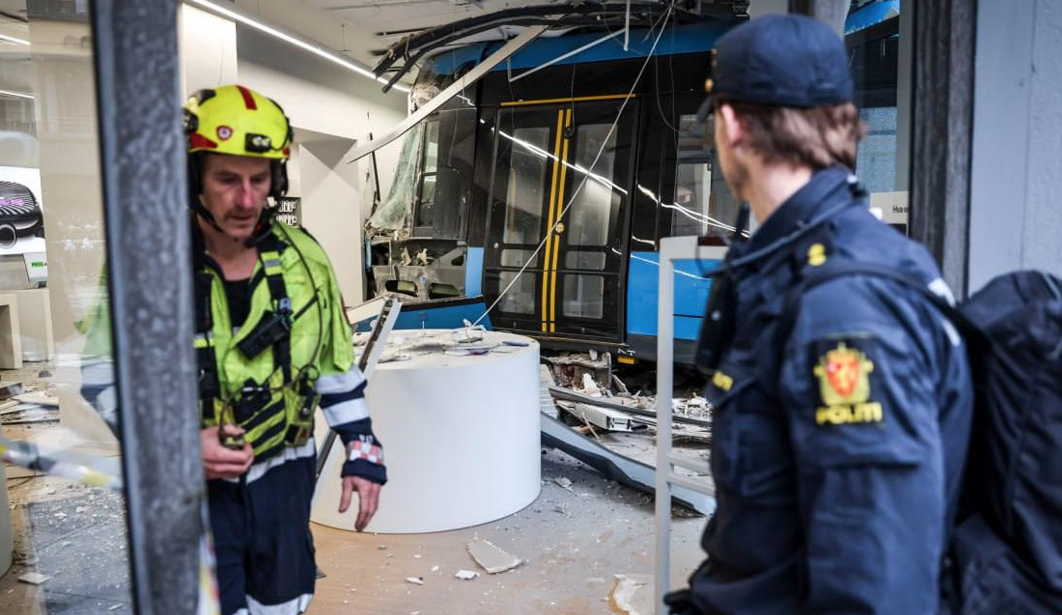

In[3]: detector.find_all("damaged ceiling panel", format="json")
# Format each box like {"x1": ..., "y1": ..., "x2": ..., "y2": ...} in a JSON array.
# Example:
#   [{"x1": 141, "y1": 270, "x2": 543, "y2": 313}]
[{"x1": 307, "y1": 0, "x2": 552, "y2": 38}]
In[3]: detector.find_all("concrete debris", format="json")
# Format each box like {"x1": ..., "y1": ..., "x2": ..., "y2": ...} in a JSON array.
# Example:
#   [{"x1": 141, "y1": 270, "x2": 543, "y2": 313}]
[
  {"x1": 467, "y1": 539, "x2": 522, "y2": 574},
  {"x1": 543, "y1": 351, "x2": 612, "y2": 390},
  {"x1": 454, "y1": 569, "x2": 479, "y2": 580},
  {"x1": 13, "y1": 392, "x2": 58, "y2": 407},
  {"x1": 406, "y1": 576, "x2": 424, "y2": 585},
  {"x1": 611, "y1": 574, "x2": 654, "y2": 615},
  {"x1": 581, "y1": 373, "x2": 603, "y2": 397},
  {"x1": 671, "y1": 427, "x2": 713, "y2": 446},
  {"x1": 554, "y1": 476, "x2": 574, "y2": 491},
  {"x1": 0, "y1": 399, "x2": 22, "y2": 414},
  {"x1": 0, "y1": 381, "x2": 23, "y2": 400},
  {"x1": 673, "y1": 395, "x2": 711, "y2": 420},
  {"x1": 550, "y1": 385, "x2": 711, "y2": 429},
  {"x1": 18, "y1": 572, "x2": 50, "y2": 585},
  {"x1": 542, "y1": 351, "x2": 610, "y2": 370}
]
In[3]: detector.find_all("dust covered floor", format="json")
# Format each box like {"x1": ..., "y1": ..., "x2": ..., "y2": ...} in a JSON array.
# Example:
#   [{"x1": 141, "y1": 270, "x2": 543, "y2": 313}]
[
  {"x1": 0, "y1": 362, "x2": 133, "y2": 615},
  {"x1": 309, "y1": 448, "x2": 707, "y2": 615},
  {"x1": 1, "y1": 362, "x2": 710, "y2": 615}
]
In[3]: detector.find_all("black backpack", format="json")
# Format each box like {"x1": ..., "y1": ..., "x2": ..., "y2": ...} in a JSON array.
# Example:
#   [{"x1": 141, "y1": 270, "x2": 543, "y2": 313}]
[{"x1": 787, "y1": 264, "x2": 1062, "y2": 614}]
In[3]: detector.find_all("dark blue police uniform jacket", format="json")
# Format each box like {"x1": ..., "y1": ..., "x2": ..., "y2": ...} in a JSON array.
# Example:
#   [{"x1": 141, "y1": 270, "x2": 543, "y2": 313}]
[{"x1": 689, "y1": 166, "x2": 974, "y2": 615}]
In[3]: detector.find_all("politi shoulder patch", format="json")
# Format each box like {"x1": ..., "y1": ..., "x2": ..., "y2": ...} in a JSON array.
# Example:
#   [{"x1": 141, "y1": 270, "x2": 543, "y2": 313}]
[{"x1": 812, "y1": 341, "x2": 883, "y2": 426}]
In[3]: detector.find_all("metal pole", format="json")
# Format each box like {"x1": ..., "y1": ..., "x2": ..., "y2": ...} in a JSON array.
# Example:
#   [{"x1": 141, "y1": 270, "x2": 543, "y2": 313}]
[
  {"x1": 624, "y1": 0, "x2": 631, "y2": 50},
  {"x1": 90, "y1": 1, "x2": 203, "y2": 613},
  {"x1": 508, "y1": 29, "x2": 624, "y2": 83},
  {"x1": 654, "y1": 237, "x2": 679, "y2": 615}
]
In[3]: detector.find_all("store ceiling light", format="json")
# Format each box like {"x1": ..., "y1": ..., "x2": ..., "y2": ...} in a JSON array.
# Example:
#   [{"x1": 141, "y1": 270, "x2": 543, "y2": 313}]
[
  {"x1": 0, "y1": 88, "x2": 33, "y2": 100},
  {"x1": 0, "y1": 33, "x2": 30, "y2": 46},
  {"x1": 185, "y1": 0, "x2": 411, "y2": 93}
]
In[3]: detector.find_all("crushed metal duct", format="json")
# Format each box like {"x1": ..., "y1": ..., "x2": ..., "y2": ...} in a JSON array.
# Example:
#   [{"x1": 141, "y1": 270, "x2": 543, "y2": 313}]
[{"x1": 541, "y1": 413, "x2": 715, "y2": 515}]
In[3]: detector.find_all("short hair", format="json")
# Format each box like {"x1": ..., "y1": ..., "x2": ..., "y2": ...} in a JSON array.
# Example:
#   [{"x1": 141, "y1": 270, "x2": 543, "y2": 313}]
[{"x1": 721, "y1": 101, "x2": 866, "y2": 170}]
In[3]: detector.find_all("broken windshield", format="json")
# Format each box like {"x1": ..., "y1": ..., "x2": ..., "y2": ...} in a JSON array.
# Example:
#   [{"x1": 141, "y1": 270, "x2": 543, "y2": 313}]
[{"x1": 368, "y1": 122, "x2": 424, "y2": 233}]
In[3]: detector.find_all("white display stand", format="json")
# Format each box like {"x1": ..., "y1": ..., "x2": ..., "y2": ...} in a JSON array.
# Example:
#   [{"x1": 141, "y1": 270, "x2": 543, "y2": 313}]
[
  {"x1": 312, "y1": 329, "x2": 541, "y2": 534},
  {"x1": 15, "y1": 288, "x2": 54, "y2": 362},
  {"x1": 0, "y1": 294, "x2": 22, "y2": 369}
]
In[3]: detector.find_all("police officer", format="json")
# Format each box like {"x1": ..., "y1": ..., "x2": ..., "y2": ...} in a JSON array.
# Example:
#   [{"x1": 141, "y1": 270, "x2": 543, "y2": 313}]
[
  {"x1": 183, "y1": 84, "x2": 387, "y2": 615},
  {"x1": 667, "y1": 15, "x2": 973, "y2": 615}
]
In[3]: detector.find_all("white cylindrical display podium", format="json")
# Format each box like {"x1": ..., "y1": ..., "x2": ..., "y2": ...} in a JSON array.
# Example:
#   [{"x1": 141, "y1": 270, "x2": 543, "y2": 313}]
[{"x1": 311, "y1": 330, "x2": 541, "y2": 534}]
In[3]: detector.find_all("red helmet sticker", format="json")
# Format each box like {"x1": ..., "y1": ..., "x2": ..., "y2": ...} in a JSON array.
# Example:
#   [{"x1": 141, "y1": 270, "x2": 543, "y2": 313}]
[{"x1": 216, "y1": 125, "x2": 234, "y2": 141}]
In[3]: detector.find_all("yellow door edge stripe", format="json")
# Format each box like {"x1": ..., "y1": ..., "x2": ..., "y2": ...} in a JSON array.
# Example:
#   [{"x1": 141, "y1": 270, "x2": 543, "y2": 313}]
[
  {"x1": 501, "y1": 94, "x2": 637, "y2": 107},
  {"x1": 550, "y1": 108, "x2": 572, "y2": 332},
  {"x1": 541, "y1": 109, "x2": 565, "y2": 332}
]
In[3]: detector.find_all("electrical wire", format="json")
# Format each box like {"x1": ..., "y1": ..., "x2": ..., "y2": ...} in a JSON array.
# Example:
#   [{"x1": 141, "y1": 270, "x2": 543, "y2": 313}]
[{"x1": 472, "y1": 1, "x2": 676, "y2": 327}]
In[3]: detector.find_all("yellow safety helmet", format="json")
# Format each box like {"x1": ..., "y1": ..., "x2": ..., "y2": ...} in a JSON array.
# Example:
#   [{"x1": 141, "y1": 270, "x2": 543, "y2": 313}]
[{"x1": 183, "y1": 84, "x2": 292, "y2": 160}]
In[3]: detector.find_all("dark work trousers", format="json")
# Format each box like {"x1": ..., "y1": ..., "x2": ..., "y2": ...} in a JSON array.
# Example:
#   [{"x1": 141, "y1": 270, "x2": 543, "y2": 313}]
[{"x1": 207, "y1": 455, "x2": 317, "y2": 615}]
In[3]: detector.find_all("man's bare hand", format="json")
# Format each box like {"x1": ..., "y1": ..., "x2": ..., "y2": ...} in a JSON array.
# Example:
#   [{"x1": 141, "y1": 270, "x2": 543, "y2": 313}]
[
  {"x1": 339, "y1": 476, "x2": 381, "y2": 532},
  {"x1": 201, "y1": 425, "x2": 254, "y2": 480}
]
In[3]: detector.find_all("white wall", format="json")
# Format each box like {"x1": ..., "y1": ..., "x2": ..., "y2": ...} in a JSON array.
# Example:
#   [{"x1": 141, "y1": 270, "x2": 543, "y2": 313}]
[
  {"x1": 298, "y1": 138, "x2": 364, "y2": 303},
  {"x1": 235, "y1": 25, "x2": 406, "y2": 304},
  {"x1": 177, "y1": 8, "x2": 409, "y2": 304},
  {"x1": 969, "y1": 0, "x2": 1062, "y2": 291},
  {"x1": 235, "y1": 25, "x2": 407, "y2": 196},
  {"x1": 178, "y1": 4, "x2": 238, "y2": 97}
]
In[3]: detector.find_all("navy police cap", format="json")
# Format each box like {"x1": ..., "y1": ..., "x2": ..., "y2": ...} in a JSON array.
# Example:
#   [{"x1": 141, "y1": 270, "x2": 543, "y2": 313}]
[{"x1": 697, "y1": 14, "x2": 854, "y2": 121}]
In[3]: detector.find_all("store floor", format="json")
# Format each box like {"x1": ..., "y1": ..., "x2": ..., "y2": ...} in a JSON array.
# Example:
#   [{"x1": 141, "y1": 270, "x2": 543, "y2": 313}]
[
  {"x1": 308, "y1": 448, "x2": 705, "y2": 615},
  {"x1": 0, "y1": 369, "x2": 707, "y2": 615}
]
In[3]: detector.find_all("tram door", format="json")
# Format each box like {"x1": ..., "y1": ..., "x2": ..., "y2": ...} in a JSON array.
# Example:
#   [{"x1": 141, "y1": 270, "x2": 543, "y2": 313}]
[{"x1": 484, "y1": 99, "x2": 636, "y2": 342}]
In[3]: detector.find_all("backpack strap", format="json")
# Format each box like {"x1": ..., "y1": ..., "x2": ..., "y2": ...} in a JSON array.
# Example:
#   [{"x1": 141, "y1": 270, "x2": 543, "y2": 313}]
[{"x1": 778, "y1": 260, "x2": 983, "y2": 351}]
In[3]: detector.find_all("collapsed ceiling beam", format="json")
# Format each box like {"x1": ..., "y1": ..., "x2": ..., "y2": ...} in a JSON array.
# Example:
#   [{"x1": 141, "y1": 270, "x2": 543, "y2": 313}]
[
  {"x1": 347, "y1": 24, "x2": 549, "y2": 163},
  {"x1": 373, "y1": 2, "x2": 666, "y2": 76}
]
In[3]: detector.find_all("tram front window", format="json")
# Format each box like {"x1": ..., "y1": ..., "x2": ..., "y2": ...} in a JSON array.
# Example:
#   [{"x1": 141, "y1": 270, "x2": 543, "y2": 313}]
[
  {"x1": 566, "y1": 123, "x2": 618, "y2": 249},
  {"x1": 502, "y1": 127, "x2": 551, "y2": 245},
  {"x1": 414, "y1": 119, "x2": 439, "y2": 228},
  {"x1": 671, "y1": 115, "x2": 714, "y2": 237}
]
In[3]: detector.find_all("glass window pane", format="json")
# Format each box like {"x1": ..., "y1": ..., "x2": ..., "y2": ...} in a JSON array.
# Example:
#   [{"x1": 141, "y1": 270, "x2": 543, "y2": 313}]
[
  {"x1": 562, "y1": 274, "x2": 604, "y2": 318},
  {"x1": 423, "y1": 119, "x2": 439, "y2": 173},
  {"x1": 497, "y1": 270, "x2": 536, "y2": 314},
  {"x1": 502, "y1": 126, "x2": 551, "y2": 245},
  {"x1": 0, "y1": 1, "x2": 132, "y2": 612},
  {"x1": 847, "y1": 3, "x2": 908, "y2": 235},
  {"x1": 564, "y1": 250, "x2": 606, "y2": 270},
  {"x1": 565, "y1": 124, "x2": 617, "y2": 247},
  {"x1": 671, "y1": 115, "x2": 715, "y2": 237},
  {"x1": 416, "y1": 174, "x2": 436, "y2": 227},
  {"x1": 500, "y1": 248, "x2": 538, "y2": 268}
]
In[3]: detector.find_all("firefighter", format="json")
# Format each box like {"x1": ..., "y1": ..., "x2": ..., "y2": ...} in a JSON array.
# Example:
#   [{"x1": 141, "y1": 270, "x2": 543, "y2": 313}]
[{"x1": 184, "y1": 84, "x2": 387, "y2": 615}]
